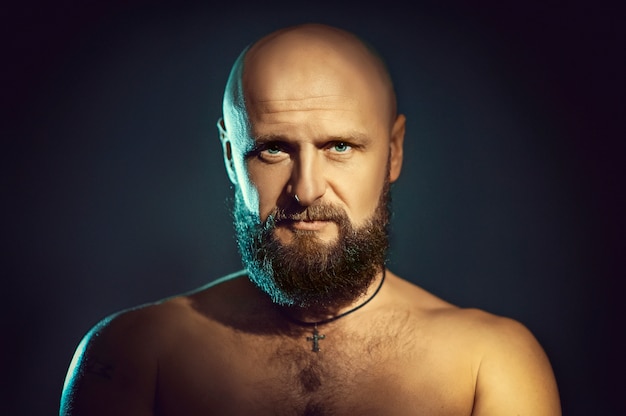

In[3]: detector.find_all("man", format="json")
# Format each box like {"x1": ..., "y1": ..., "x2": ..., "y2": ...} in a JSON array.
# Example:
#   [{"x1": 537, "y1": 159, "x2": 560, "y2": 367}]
[{"x1": 60, "y1": 23, "x2": 561, "y2": 415}]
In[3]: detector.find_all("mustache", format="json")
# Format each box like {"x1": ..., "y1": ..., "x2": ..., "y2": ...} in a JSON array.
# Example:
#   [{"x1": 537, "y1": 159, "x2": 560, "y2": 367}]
[{"x1": 267, "y1": 204, "x2": 348, "y2": 224}]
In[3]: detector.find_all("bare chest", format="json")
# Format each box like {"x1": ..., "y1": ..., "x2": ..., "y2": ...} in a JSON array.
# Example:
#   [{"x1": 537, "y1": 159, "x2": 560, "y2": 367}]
[{"x1": 155, "y1": 324, "x2": 475, "y2": 416}]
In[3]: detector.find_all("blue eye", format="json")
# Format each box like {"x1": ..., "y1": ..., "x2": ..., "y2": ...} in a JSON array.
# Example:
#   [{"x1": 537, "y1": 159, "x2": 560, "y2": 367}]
[
  {"x1": 262, "y1": 143, "x2": 284, "y2": 155},
  {"x1": 333, "y1": 142, "x2": 351, "y2": 152}
]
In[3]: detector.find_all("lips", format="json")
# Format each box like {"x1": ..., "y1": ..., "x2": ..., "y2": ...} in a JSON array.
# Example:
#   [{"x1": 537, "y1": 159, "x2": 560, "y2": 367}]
[
  {"x1": 276, "y1": 217, "x2": 332, "y2": 228},
  {"x1": 289, "y1": 220, "x2": 331, "y2": 231}
]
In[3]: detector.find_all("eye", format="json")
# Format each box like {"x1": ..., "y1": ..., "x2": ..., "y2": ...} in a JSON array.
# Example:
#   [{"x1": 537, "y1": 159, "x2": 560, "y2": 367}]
[
  {"x1": 254, "y1": 142, "x2": 289, "y2": 163},
  {"x1": 330, "y1": 142, "x2": 352, "y2": 153},
  {"x1": 264, "y1": 143, "x2": 283, "y2": 155}
]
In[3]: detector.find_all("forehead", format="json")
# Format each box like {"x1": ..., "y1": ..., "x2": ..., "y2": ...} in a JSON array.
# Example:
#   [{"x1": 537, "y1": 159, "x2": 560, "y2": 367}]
[
  {"x1": 248, "y1": 98, "x2": 379, "y2": 145},
  {"x1": 248, "y1": 93, "x2": 360, "y2": 124}
]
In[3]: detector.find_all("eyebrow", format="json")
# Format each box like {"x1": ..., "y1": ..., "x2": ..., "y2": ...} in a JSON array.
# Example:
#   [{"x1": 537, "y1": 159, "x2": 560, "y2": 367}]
[{"x1": 252, "y1": 132, "x2": 372, "y2": 146}]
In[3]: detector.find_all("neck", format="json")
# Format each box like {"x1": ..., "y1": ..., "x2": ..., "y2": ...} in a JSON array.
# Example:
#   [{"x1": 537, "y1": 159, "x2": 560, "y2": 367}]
[{"x1": 280, "y1": 268, "x2": 387, "y2": 325}]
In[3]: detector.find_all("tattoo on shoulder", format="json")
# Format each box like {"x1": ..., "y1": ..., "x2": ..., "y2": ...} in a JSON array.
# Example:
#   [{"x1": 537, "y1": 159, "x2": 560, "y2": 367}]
[{"x1": 85, "y1": 357, "x2": 115, "y2": 380}]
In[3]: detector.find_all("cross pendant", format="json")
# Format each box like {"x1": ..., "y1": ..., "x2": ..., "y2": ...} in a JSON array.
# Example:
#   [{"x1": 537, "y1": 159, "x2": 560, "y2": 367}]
[{"x1": 306, "y1": 325, "x2": 325, "y2": 352}]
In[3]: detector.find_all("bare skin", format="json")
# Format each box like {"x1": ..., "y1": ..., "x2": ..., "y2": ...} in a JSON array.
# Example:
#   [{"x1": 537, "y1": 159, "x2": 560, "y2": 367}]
[
  {"x1": 61, "y1": 24, "x2": 561, "y2": 415},
  {"x1": 61, "y1": 271, "x2": 560, "y2": 415}
]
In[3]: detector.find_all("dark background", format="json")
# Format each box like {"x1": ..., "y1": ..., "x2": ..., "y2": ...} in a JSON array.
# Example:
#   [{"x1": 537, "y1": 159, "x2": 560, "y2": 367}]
[{"x1": 3, "y1": 1, "x2": 624, "y2": 415}]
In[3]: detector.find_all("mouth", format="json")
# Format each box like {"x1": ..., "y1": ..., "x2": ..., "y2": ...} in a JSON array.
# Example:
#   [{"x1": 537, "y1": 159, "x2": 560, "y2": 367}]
[
  {"x1": 288, "y1": 220, "x2": 332, "y2": 231},
  {"x1": 272, "y1": 217, "x2": 340, "y2": 243}
]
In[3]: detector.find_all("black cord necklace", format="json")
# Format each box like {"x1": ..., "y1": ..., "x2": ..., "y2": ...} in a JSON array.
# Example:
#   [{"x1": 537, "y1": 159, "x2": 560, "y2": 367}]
[{"x1": 285, "y1": 269, "x2": 387, "y2": 352}]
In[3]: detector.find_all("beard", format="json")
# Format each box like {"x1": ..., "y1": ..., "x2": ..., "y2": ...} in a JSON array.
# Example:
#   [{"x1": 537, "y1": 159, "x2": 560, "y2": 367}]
[{"x1": 232, "y1": 179, "x2": 391, "y2": 309}]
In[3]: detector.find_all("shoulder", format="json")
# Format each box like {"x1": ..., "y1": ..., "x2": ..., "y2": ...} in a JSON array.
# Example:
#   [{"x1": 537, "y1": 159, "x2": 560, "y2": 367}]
[
  {"x1": 73, "y1": 271, "x2": 249, "y2": 357},
  {"x1": 429, "y1": 304, "x2": 539, "y2": 346},
  {"x1": 61, "y1": 273, "x2": 248, "y2": 415},
  {"x1": 61, "y1": 300, "x2": 189, "y2": 385},
  {"x1": 465, "y1": 310, "x2": 561, "y2": 415},
  {"x1": 66, "y1": 270, "x2": 251, "y2": 370},
  {"x1": 387, "y1": 273, "x2": 551, "y2": 352},
  {"x1": 387, "y1": 273, "x2": 561, "y2": 415},
  {"x1": 72, "y1": 299, "x2": 187, "y2": 359},
  {"x1": 74, "y1": 269, "x2": 253, "y2": 352},
  {"x1": 393, "y1": 273, "x2": 556, "y2": 373},
  {"x1": 60, "y1": 303, "x2": 172, "y2": 415},
  {"x1": 431, "y1": 307, "x2": 554, "y2": 374},
  {"x1": 442, "y1": 310, "x2": 560, "y2": 415}
]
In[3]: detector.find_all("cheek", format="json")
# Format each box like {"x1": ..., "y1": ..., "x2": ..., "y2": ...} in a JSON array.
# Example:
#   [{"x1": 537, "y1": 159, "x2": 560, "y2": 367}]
[
  {"x1": 245, "y1": 163, "x2": 291, "y2": 220},
  {"x1": 356, "y1": 177, "x2": 385, "y2": 219},
  {"x1": 232, "y1": 156, "x2": 260, "y2": 215},
  {"x1": 337, "y1": 158, "x2": 388, "y2": 224}
]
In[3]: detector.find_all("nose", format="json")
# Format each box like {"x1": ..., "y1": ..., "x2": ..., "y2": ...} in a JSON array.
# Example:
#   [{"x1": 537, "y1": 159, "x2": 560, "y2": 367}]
[{"x1": 288, "y1": 149, "x2": 326, "y2": 206}]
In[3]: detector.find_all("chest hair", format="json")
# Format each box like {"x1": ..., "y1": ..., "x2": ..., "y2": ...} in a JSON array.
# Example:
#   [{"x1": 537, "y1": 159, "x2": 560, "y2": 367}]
[{"x1": 248, "y1": 312, "x2": 415, "y2": 416}]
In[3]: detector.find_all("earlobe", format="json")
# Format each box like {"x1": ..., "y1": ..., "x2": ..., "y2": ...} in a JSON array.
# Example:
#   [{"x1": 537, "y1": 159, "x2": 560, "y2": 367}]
[
  {"x1": 389, "y1": 114, "x2": 405, "y2": 183},
  {"x1": 217, "y1": 117, "x2": 238, "y2": 185}
]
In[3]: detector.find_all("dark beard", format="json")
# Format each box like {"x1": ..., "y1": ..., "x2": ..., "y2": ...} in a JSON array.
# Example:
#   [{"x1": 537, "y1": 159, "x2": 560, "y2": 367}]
[{"x1": 232, "y1": 180, "x2": 391, "y2": 309}]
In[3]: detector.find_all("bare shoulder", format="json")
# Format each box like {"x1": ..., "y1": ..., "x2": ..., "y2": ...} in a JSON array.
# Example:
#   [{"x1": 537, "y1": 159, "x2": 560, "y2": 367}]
[
  {"x1": 387, "y1": 272, "x2": 550, "y2": 345},
  {"x1": 63, "y1": 271, "x2": 248, "y2": 375},
  {"x1": 467, "y1": 310, "x2": 561, "y2": 415},
  {"x1": 60, "y1": 300, "x2": 185, "y2": 415},
  {"x1": 67, "y1": 291, "x2": 202, "y2": 361},
  {"x1": 60, "y1": 271, "x2": 246, "y2": 416},
  {"x1": 386, "y1": 273, "x2": 545, "y2": 351},
  {"x1": 387, "y1": 272, "x2": 561, "y2": 415}
]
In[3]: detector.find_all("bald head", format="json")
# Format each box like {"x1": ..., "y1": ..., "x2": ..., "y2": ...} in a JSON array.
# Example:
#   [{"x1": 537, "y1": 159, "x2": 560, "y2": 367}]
[{"x1": 222, "y1": 23, "x2": 397, "y2": 143}]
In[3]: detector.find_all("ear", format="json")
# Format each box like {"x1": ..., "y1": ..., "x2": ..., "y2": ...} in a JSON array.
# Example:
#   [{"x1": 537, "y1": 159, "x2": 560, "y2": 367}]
[
  {"x1": 389, "y1": 114, "x2": 405, "y2": 183},
  {"x1": 217, "y1": 118, "x2": 238, "y2": 185}
]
